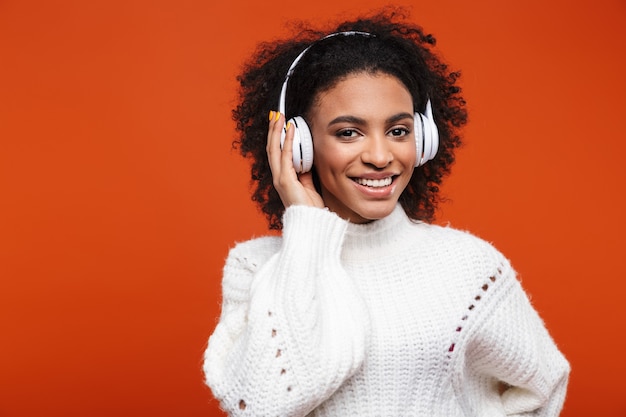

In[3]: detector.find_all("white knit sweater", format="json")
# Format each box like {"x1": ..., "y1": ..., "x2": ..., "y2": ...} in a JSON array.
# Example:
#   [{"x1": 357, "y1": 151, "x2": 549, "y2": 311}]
[{"x1": 204, "y1": 205, "x2": 569, "y2": 416}]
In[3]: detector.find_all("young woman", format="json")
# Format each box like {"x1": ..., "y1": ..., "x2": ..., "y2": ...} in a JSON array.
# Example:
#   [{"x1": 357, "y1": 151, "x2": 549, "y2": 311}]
[{"x1": 203, "y1": 10, "x2": 570, "y2": 417}]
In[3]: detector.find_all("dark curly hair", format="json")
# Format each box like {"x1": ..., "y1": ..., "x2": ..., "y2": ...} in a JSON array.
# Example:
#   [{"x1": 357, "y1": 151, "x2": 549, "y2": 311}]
[{"x1": 233, "y1": 7, "x2": 467, "y2": 229}]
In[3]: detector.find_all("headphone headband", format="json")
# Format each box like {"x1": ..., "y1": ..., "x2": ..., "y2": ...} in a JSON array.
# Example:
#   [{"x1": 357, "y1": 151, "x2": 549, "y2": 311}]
[{"x1": 278, "y1": 31, "x2": 373, "y2": 115}]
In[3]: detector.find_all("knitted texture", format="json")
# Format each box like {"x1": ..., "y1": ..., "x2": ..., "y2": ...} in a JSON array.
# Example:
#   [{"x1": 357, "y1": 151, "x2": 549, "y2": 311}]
[{"x1": 204, "y1": 205, "x2": 569, "y2": 416}]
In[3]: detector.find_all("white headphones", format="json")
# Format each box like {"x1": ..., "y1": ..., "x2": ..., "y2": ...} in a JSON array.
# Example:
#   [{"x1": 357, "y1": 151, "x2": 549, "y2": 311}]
[{"x1": 279, "y1": 31, "x2": 439, "y2": 173}]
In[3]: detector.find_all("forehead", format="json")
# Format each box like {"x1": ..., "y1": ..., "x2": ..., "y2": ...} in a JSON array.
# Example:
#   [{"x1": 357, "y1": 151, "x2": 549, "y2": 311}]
[{"x1": 312, "y1": 72, "x2": 414, "y2": 117}]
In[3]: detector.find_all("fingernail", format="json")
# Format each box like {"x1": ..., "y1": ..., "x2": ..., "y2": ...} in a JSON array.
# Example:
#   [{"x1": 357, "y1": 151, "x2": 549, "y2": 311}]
[
  {"x1": 286, "y1": 121, "x2": 291, "y2": 131},
  {"x1": 274, "y1": 111, "x2": 281, "y2": 122},
  {"x1": 269, "y1": 111, "x2": 274, "y2": 121}
]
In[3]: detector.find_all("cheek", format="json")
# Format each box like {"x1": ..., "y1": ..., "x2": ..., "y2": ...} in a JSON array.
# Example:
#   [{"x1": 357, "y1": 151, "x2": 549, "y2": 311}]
[
  {"x1": 313, "y1": 142, "x2": 351, "y2": 171},
  {"x1": 399, "y1": 141, "x2": 417, "y2": 167}
]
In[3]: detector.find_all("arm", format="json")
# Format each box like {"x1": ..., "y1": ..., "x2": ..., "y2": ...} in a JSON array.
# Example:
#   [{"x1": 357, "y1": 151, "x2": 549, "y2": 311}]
[
  {"x1": 204, "y1": 206, "x2": 369, "y2": 416},
  {"x1": 467, "y1": 259, "x2": 570, "y2": 416}
]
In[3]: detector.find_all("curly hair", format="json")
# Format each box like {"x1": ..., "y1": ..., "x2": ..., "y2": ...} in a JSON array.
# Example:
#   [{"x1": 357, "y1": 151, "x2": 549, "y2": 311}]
[{"x1": 232, "y1": 7, "x2": 467, "y2": 229}]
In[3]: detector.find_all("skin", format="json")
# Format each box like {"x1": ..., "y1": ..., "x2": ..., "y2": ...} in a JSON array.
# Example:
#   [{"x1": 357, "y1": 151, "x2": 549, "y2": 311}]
[{"x1": 267, "y1": 72, "x2": 417, "y2": 223}]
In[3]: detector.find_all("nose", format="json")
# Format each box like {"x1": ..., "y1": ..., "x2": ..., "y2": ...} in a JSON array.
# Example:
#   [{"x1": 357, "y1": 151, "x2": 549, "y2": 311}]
[{"x1": 361, "y1": 135, "x2": 393, "y2": 168}]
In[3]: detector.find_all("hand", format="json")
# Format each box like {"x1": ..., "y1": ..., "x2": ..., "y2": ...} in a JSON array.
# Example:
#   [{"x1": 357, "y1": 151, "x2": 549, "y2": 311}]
[{"x1": 266, "y1": 111, "x2": 325, "y2": 209}]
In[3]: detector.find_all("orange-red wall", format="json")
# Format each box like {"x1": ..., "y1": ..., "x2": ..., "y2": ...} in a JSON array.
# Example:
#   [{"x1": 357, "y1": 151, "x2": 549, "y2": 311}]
[{"x1": 1, "y1": 0, "x2": 624, "y2": 415}]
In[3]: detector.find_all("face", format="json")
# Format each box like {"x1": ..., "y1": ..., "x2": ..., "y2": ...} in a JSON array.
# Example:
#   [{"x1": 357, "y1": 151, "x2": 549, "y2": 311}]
[{"x1": 308, "y1": 72, "x2": 416, "y2": 224}]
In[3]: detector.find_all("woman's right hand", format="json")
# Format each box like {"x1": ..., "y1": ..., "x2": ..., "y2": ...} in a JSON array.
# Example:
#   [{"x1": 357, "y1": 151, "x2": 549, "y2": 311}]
[{"x1": 266, "y1": 111, "x2": 325, "y2": 209}]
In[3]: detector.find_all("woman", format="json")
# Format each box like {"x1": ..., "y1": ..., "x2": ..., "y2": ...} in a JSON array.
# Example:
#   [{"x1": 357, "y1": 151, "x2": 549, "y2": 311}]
[{"x1": 203, "y1": 10, "x2": 570, "y2": 417}]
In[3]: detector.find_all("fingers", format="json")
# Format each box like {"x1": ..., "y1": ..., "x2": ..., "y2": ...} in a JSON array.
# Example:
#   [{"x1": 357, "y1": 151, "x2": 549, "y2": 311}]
[
  {"x1": 267, "y1": 110, "x2": 298, "y2": 201},
  {"x1": 266, "y1": 110, "x2": 284, "y2": 176},
  {"x1": 280, "y1": 119, "x2": 295, "y2": 173},
  {"x1": 267, "y1": 110, "x2": 296, "y2": 174}
]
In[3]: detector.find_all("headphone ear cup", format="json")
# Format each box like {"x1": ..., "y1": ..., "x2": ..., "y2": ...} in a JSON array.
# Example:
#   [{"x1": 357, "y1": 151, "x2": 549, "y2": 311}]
[
  {"x1": 422, "y1": 99, "x2": 439, "y2": 164},
  {"x1": 413, "y1": 113, "x2": 424, "y2": 167},
  {"x1": 414, "y1": 100, "x2": 440, "y2": 166},
  {"x1": 291, "y1": 116, "x2": 314, "y2": 173},
  {"x1": 421, "y1": 111, "x2": 433, "y2": 164}
]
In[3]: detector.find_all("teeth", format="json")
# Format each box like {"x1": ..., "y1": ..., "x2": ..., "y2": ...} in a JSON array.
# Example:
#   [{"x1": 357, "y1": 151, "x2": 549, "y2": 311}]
[{"x1": 355, "y1": 177, "x2": 393, "y2": 187}]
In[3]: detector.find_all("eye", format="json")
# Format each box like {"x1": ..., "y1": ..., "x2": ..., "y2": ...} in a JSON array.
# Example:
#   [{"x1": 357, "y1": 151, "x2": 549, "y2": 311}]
[
  {"x1": 388, "y1": 127, "x2": 410, "y2": 137},
  {"x1": 336, "y1": 129, "x2": 360, "y2": 139}
]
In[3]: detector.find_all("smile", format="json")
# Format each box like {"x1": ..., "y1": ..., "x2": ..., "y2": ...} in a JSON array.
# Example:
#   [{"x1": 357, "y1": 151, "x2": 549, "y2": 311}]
[{"x1": 353, "y1": 177, "x2": 394, "y2": 188}]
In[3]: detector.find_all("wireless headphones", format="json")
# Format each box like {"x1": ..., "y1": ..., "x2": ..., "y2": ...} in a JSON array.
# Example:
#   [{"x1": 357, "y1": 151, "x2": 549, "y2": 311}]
[{"x1": 279, "y1": 31, "x2": 439, "y2": 173}]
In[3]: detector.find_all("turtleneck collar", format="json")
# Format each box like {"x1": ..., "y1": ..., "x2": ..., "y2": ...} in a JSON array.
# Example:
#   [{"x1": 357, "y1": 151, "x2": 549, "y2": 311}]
[{"x1": 341, "y1": 204, "x2": 422, "y2": 260}]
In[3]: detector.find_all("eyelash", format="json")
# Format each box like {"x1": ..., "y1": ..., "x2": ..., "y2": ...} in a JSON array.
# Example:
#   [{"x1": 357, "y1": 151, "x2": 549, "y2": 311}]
[
  {"x1": 389, "y1": 127, "x2": 410, "y2": 137},
  {"x1": 336, "y1": 129, "x2": 359, "y2": 138},
  {"x1": 334, "y1": 126, "x2": 411, "y2": 139}
]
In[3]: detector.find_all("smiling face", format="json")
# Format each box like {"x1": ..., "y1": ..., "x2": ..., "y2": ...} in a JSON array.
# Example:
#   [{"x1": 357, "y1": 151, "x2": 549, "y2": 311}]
[{"x1": 308, "y1": 72, "x2": 417, "y2": 223}]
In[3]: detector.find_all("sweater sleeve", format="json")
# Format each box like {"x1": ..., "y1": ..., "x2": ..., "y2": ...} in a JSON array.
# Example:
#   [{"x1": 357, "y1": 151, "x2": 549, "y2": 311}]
[
  {"x1": 466, "y1": 256, "x2": 570, "y2": 417},
  {"x1": 203, "y1": 206, "x2": 370, "y2": 417}
]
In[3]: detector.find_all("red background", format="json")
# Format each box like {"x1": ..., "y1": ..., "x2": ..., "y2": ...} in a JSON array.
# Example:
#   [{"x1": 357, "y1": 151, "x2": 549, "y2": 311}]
[{"x1": 1, "y1": 0, "x2": 625, "y2": 415}]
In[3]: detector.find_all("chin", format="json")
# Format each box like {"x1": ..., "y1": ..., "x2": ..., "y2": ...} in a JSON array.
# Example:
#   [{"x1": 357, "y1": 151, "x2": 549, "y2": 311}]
[{"x1": 350, "y1": 202, "x2": 398, "y2": 224}]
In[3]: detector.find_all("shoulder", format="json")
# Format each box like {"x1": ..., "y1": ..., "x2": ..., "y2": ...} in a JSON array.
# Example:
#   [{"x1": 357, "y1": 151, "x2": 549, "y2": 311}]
[
  {"x1": 419, "y1": 223, "x2": 505, "y2": 258},
  {"x1": 219, "y1": 236, "x2": 282, "y2": 297},
  {"x1": 225, "y1": 235, "x2": 282, "y2": 271},
  {"x1": 414, "y1": 222, "x2": 513, "y2": 281}
]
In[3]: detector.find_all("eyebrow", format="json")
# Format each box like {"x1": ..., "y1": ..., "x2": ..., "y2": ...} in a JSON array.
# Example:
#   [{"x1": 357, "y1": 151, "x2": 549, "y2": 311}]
[{"x1": 327, "y1": 112, "x2": 414, "y2": 127}]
